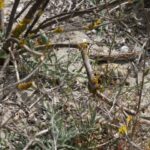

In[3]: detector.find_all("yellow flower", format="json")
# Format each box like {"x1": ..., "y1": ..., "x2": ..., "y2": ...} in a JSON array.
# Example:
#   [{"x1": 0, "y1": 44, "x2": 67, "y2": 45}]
[
  {"x1": 0, "y1": 0, "x2": 4, "y2": 10},
  {"x1": 93, "y1": 19, "x2": 101, "y2": 28},
  {"x1": 19, "y1": 39, "x2": 26, "y2": 47},
  {"x1": 46, "y1": 42, "x2": 53, "y2": 48},
  {"x1": 88, "y1": 76, "x2": 100, "y2": 94},
  {"x1": 78, "y1": 40, "x2": 89, "y2": 49},
  {"x1": 12, "y1": 18, "x2": 31, "y2": 37},
  {"x1": 126, "y1": 115, "x2": 133, "y2": 125},
  {"x1": 17, "y1": 81, "x2": 36, "y2": 90},
  {"x1": 118, "y1": 125, "x2": 128, "y2": 135},
  {"x1": 53, "y1": 26, "x2": 64, "y2": 33},
  {"x1": 84, "y1": 19, "x2": 102, "y2": 31}
]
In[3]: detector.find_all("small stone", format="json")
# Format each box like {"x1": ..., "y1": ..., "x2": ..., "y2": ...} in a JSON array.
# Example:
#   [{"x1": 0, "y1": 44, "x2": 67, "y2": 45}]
[{"x1": 120, "y1": 45, "x2": 129, "y2": 53}]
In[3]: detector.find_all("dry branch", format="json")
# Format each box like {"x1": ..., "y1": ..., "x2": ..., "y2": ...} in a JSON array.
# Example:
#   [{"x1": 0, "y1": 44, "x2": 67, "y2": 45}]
[
  {"x1": 0, "y1": 0, "x2": 4, "y2": 32},
  {"x1": 35, "y1": 43, "x2": 142, "y2": 64},
  {"x1": 90, "y1": 52, "x2": 141, "y2": 64},
  {"x1": 79, "y1": 45, "x2": 149, "y2": 122},
  {"x1": 12, "y1": 0, "x2": 46, "y2": 38},
  {"x1": 5, "y1": 0, "x2": 20, "y2": 38},
  {"x1": 31, "y1": 0, "x2": 128, "y2": 33}
]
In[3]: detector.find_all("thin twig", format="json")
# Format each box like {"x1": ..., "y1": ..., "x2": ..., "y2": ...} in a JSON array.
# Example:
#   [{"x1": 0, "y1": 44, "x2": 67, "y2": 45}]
[{"x1": 5, "y1": 0, "x2": 20, "y2": 38}]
